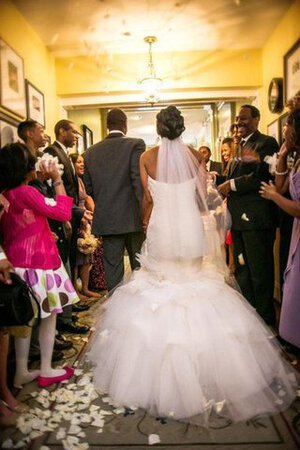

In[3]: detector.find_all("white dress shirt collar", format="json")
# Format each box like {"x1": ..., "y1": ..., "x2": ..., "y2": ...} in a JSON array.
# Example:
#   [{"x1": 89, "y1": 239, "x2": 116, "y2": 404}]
[{"x1": 108, "y1": 130, "x2": 125, "y2": 136}]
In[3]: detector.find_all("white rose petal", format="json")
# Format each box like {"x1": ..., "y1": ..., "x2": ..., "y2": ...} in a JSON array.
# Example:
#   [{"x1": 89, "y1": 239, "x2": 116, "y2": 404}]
[
  {"x1": 100, "y1": 329, "x2": 109, "y2": 338},
  {"x1": 238, "y1": 253, "x2": 245, "y2": 266},
  {"x1": 68, "y1": 424, "x2": 82, "y2": 435},
  {"x1": 44, "y1": 197, "x2": 57, "y2": 207},
  {"x1": 148, "y1": 434, "x2": 161, "y2": 445},
  {"x1": 56, "y1": 428, "x2": 67, "y2": 440},
  {"x1": 241, "y1": 213, "x2": 250, "y2": 222},
  {"x1": 113, "y1": 407, "x2": 125, "y2": 414},
  {"x1": 2, "y1": 439, "x2": 14, "y2": 449}
]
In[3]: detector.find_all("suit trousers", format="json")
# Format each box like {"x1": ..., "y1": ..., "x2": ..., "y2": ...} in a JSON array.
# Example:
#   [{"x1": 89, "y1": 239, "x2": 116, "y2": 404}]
[
  {"x1": 231, "y1": 228, "x2": 276, "y2": 326},
  {"x1": 102, "y1": 232, "x2": 145, "y2": 292}
]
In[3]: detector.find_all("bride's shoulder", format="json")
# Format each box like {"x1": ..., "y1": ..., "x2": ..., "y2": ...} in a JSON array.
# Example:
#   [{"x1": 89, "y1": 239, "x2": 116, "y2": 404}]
[{"x1": 141, "y1": 146, "x2": 159, "y2": 162}]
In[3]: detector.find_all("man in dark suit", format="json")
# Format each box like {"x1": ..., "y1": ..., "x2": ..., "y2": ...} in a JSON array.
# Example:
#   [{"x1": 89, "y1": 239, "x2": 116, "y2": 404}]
[
  {"x1": 44, "y1": 119, "x2": 91, "y2": 333},
  {"x1": 84, "y1": 108, "x2": 146, "y2": 291},
  {"x1": 218, "y1": 105, "x2": 279, "y2": 326},
  {"x1": 199, "y1": 145, "x2": 222, "y2": 175}
]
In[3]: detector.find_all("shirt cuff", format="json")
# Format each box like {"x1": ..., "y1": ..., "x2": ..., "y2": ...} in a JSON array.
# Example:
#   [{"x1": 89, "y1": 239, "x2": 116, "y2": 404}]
[
  {"x1": 0, "y1": 250, "x2": 7, "y2": 261},
  {"x1": 230, "y1": 179, "x2": 237, "y2": 191}
]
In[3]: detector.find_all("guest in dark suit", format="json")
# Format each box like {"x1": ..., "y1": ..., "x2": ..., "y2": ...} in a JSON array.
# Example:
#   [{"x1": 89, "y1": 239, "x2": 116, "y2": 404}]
[
  {"x1": 218, "y1": 105, "x2": 279, "y2": 326},
  {"x1": 84, "y1": 108, "x2": 146, "y2": 291},
  {"x1": 44, "y1": 120, "x2": 91, "y2": 333},
  {"x1": 199, "y1": 145, "x2": 222, "y2": 175}
]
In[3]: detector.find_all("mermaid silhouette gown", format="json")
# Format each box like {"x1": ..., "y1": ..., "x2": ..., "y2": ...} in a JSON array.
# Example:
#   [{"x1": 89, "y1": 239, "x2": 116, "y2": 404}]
[{"x1": 88, "y1": 175, "x2": 297, "y2": 424}]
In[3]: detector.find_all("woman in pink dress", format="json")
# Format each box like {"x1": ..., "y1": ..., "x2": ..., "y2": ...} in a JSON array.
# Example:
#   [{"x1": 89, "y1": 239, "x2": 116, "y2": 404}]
[
  {"x1": 260, "y1": 107, "x2": 300, "y2": 350},
  {"x1": 0, "y1": 143, "x2": 78, "y2": 388}
]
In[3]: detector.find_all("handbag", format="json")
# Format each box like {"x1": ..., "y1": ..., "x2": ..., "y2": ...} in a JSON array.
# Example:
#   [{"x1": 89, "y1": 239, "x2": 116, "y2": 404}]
[{"x1": 0, "y1": 272, "x2": 40, "y2": 327}]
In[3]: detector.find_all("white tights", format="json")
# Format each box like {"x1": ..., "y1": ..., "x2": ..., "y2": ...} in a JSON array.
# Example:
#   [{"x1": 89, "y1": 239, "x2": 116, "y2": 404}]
[{"x1": 14, "y1": 313, "x2": 66, "y2": 387}]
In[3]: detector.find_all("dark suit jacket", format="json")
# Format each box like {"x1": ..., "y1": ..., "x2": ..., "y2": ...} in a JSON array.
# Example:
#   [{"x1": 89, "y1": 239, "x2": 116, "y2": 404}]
[
  {"x1": 227, "y1": 131, "x2": 279, "y2": 231},
  {"x1": 209, "y1": 160, "x2": 222, "y2": 175},
  {"x1": 83, "y1": 133, "x2": 146, "y2": 235},
  {"x1": 44, "y1": 141, "x2": 79, "y2": 204}
]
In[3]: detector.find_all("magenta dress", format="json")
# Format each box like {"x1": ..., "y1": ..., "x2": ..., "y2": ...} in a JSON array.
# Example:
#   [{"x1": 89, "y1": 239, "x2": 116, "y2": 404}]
[
  {"x1": 0, "y1": 185, "x2": 79, "y2": 318},
  {"x1": 279, "y1": 170, "x2": 300, "y2": 348}
]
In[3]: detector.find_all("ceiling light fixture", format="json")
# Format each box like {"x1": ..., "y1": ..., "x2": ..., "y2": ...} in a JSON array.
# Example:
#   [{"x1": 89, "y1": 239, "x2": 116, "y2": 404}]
[{"x1": 139, "y1": 36, "x2": 162, "y2": 105}]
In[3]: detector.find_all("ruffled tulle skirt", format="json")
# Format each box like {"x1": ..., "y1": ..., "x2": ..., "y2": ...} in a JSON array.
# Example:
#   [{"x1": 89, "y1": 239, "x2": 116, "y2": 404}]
[{"x1": 88, "y1": 263, "x2": 297, "y2": 425}]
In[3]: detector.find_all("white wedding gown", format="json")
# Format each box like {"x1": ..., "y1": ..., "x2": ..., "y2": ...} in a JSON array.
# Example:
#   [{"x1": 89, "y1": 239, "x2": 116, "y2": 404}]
[{"x1": 89, "y1": 175, "x2": 297, "y2": 425}]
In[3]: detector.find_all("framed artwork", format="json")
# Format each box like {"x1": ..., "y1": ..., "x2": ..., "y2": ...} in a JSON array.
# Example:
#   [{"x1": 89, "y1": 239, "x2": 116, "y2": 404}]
[
  {"x1": 76, "y1": 134, "x2": 84, "y2": 154},
  {"x1": 0, "y1": 113, "x2": 19, "y2": 147},
  {"x1": 284, "y1": 38, "x2": 300, "y2": 103},
  {"x1": 267, "y1": 119, "x2": 279, "y2": 143},
  {"x1": 0, "y1": 38, "x2": 26, "y2": 118},
  {"x1": 82, "y1": 125, "x2": 93, "y2": 150},
  {"x1": 278, "y1": 112, "x2": 289, "y2": 145},
  {"x1": 25, "y1": 80, "x2": 45, "y2": 127}
]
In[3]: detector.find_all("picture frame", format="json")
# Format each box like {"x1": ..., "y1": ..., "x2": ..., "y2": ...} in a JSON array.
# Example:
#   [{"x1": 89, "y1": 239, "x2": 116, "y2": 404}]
[
  {"x1": 278, "y1": 112, "x2": 289, "y2": 145},
  {"x1": 0, "y1": 38, "x2": 26, "y2": 118},
  {"x1": 267, "y1": 119, "x2": 279, "y2": 143},
  {"x1": 82, "y1": 125, "x2": 93, "y2": 150},
  {"x1": 0, "y1": 112, "x2": 19, "y2": 147},
  {"x1": 76, "y1": 133, "x2": 84, "y2": 154},
  {"x1": 284, "y1": 38, "x2": 300, "y2": 103},
  {"x1": 25, "y1": 80, "x2": 45, "y2": 127}
]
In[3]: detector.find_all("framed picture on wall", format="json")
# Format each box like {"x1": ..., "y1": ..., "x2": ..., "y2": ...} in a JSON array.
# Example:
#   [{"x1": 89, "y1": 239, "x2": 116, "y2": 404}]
[
  {"x1": 25, "y1": 80, "x2": 45, "y2": 127},
  {"x1": 278, "y1": 112, "x2": 289, "y2": 145},
  {"x1": 76, "y1": 134, "x2": 84, "y2": 154},
  {"x1": 267, "y1": 119, "x2": 279, "y2": 142},
  {"x1": 0, "y1": 38, "x2": 26, "y2": 118},
  {"x1": 0, "y1": 113, "x2": 19, "y2": 147},
  {"x1": 284, "y1": 38, "x2": 300, "y2": 103},
  {"x1": 82, "y1": 125, "x2": 93, "y2": 150}
]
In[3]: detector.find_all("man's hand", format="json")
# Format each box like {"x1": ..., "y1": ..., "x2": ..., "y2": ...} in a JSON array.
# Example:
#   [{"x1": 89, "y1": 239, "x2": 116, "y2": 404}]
[
  {"x1": 64, "y1": 221, "x2": 72, "y2": 239},
  {"x1": 0, "y1": 258, "x2": 14, "y2": 284},
  {"x1": 51, "y1": 232, "x2": 59, "y2": 242},
  {"x1": 218, "y1": 180, "x2": 231, "y2": 197}
]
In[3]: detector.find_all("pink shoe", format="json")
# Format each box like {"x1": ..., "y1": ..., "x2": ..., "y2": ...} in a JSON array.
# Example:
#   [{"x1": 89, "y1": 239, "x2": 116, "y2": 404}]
[{"x1": 37, "y1": 367, "x2": 74, "y2": 388}]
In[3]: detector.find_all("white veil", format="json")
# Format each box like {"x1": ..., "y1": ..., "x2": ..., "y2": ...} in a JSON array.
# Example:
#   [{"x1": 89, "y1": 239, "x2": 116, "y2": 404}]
[{"x1": 156, "y1": 137, "x2": 229, "y2": 269}]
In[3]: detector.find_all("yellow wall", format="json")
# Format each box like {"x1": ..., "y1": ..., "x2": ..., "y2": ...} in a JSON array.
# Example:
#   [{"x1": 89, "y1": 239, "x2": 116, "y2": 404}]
[
  {"x1": 0, "y1": 0, "x2": 59, "y2": 139},
  {"x1": 56, "y1": 49, "x2": 262, "y2": 96},
  {"x1": 260, "y1": 0, "x2": 300, "y2": 132},
  {"x1": 68, "y1": 109, "x2": 102, "y2": 144}
]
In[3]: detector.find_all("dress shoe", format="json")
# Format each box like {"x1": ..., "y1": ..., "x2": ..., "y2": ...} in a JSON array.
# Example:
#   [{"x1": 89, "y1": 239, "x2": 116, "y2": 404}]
[
  {"x1": 72, "y1": 314, "x2": 79, "y2": 322},
  {"x1": 72, "y1": 303, "x2": 90, "y2": 312},
  {"x1": 56, "y1": 322, "x2": 90, "y2": 334},
  {"x1": 37, "y1": 367, "x2": 74, "y2": 388},
  {"x1": 54, "y1": 336, "x2": 73, "y2": 351},
  {"x1": 29, "y1": 350, "x2": 64, "y2": 363}
]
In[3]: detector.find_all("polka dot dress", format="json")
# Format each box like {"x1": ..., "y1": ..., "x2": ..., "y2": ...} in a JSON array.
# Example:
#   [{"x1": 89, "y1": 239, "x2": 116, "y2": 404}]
[{"x1": 15, "y1": 263, "x2": 79, "y2": 318}]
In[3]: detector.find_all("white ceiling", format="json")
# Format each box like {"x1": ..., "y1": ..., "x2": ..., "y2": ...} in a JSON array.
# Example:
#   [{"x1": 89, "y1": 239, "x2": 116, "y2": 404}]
[{"x1": 11, "y1": 0, "x2": 293, "y2": 57}]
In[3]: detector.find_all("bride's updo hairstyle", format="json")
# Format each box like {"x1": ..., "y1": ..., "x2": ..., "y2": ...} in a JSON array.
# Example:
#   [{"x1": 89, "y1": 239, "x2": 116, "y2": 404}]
[{"x1": 156, "y1": 106, "x2": 185, "y2": 140}]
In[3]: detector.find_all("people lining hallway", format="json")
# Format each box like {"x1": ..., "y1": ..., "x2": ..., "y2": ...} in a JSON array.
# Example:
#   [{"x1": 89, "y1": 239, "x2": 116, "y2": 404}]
[{"x1": 1, "y1": 100, "x2": 300, "y2": 442}]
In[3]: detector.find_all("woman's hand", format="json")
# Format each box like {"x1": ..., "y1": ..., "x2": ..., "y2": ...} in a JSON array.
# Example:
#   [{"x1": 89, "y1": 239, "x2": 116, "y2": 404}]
[
  {"x1": 259, "y1": 181, "x2": 277, "y2": 201},
  {"x1": 41, "y1": 160, "x2": 61, "y2": 182}
]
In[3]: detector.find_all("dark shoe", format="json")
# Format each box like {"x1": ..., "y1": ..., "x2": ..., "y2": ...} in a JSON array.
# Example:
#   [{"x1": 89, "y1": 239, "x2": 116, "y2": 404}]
[
  {"x1": 54, "y1": 336, "x2": 73, "y2": 351},
  {"x1": 29, "y1": 350, "x2": 64, "y2": 363},
  {"x1": 56, "y1": 322, "x2": 90, "y2": 334},
  {"x1": 72, "y1": 314, "x2": 79, "y2": 323},
  {"x1": 72, "y1": 304, "x2": 90, "y2": 312}
]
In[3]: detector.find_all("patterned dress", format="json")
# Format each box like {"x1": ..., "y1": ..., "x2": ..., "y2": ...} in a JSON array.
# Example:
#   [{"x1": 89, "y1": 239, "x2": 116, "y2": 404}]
[{"x1": 0, "y1": 185, "x2": 79, "y2": 318}]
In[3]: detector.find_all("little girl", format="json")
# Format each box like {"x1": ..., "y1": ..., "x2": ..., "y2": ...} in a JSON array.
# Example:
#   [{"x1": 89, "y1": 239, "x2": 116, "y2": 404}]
[{"x1": 0, "y1": 143, "x2": 79, "y2": 388}]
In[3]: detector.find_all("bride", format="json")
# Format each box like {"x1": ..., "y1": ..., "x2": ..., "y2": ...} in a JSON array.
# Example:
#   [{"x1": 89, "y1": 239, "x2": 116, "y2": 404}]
[{"x1": 88, "y1": 106, "x2": 297, "y2": 425}]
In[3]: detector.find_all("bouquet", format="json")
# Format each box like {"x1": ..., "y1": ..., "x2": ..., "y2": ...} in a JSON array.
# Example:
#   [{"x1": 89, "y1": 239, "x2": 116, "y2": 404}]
[
  {"x1": 77, "y1": 222, "x2": 98, "y2": 255},
  {"x1": 35, "y1": 153, "x2": 64, "y2": 176}
]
